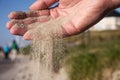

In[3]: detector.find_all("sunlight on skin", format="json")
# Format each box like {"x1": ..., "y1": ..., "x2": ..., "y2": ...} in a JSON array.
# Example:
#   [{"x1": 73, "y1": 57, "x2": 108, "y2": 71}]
[{"x1": 6, "y1": 0, "x2": 120, "y2": 40}]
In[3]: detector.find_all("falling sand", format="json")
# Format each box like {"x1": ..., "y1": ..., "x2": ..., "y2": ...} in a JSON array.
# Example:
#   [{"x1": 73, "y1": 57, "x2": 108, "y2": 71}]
[{"x1": 27, "y1": 17, "x2": 69, "y2": 80}]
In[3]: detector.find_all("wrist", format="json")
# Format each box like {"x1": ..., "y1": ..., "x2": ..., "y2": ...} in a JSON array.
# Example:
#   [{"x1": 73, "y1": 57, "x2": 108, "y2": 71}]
[{"x1": 112, "y1": 0, "x2": 120, "y2": 8}]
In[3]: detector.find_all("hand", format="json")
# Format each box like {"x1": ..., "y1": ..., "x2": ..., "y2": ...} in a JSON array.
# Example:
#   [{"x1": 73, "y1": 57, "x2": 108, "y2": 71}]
[{"x1": 6, "y1": 0, "x2": 120, "y2": 40}]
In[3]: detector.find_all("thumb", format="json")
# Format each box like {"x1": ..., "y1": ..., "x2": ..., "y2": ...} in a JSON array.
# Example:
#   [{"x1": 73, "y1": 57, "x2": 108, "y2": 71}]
[{"x1": 29, "y1": 0, "x2": 58, "y2": 10}]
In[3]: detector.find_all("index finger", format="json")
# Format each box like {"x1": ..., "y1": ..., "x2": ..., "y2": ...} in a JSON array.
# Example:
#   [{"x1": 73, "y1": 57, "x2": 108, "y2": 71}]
[{"x1": 8, "y1": 10, "x2": 50, "y2": 19}]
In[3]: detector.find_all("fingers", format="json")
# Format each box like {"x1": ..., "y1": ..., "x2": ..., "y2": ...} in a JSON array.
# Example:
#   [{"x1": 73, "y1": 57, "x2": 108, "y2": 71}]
[
  {"x1": 7, "y1": 16, "x2": 50, "y2": 29},
  {"x1": 8, "y1": 11, "x2": 27, "y2": 19},
  {"x1": 10, "y1": 24, "x2": 28, "y2": 36},
  {"x1": 7, "y1": 16, "x2": 50, "y2": 36},
  {"x1": 23, "y1": 29, "x2": 35, "y2": 40},
  {"x1": 29, "y1": 0, "x2": 58, "y2": 10},
  {"x1": 8, "y1": 10, "x2": 50, "y2": 19},
  {"x1": 6, "y1": 18, "x2": 37, "y2": 29}
]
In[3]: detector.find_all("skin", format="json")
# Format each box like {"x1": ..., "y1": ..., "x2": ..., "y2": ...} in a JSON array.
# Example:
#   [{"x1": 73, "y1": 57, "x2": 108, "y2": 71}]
[{"x1": 6, "y1": 0, "x2": 120, "y2": 40}]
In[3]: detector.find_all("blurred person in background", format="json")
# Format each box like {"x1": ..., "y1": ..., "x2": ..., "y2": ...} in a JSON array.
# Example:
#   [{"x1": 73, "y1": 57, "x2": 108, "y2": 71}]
[
  {"x1": 0, "y1": 46, "x2": 4, "y2": 59},
  {"x1": 3, "y1": 44, "x2": 11, "y2": 59},
  {"x1": 10, "y1": 40, "x2": 19, "y2": 61},
  {"x1": 0, "y1": 46, "x2": 3, "y2": 53}
]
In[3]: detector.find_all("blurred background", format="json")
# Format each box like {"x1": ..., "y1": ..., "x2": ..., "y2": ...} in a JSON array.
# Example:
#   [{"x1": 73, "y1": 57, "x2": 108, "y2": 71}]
[{"x1": 0, "y1": 0, "x2": 120, "y2": 80}]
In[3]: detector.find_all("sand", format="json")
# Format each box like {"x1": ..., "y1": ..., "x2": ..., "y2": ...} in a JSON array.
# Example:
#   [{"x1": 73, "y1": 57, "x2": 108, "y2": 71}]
[{"x1": 28, "y1": 17, "x2": 68, "y2": 80}]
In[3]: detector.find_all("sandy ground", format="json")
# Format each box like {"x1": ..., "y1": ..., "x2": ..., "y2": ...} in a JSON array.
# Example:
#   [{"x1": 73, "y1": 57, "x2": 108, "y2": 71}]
[
  {"x1": 0, "y1": 54, "x2": 69, "y2": 80},
  {"x1": 0, "y1": 54, "x2": 31, "y2": 80},
  {"x1": 1, "y1": 53, "x2": 120, "y2": 80}
]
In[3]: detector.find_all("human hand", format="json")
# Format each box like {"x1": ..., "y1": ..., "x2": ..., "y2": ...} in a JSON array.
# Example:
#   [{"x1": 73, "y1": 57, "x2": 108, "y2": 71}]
[{"x1": 7, "y1": 0, "x2": 120, "y2": 40}]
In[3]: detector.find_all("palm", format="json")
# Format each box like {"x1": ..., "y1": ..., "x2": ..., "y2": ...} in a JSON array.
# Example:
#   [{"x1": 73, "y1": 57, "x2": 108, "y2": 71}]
[
  {"x1": 7, "y1": 0, "x2": 119, "y2": 40},
  {"x1": 51, "y1": 0, "x2": 113, "y2": 35}
]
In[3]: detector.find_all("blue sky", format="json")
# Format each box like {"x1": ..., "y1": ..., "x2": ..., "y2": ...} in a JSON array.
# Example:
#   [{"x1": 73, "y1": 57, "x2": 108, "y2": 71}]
[
  {"x1": 0, "y1": 0, "x2": 34, "y2": 46},
  {"x1": 0, "y1": 0, "x2": 120, "y2": 47}
]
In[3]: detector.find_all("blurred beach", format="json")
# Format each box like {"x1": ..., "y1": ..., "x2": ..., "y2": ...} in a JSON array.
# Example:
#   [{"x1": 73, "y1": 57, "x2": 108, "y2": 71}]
[{"x1": 0, "y1": 55, "x2": 31, "y2": 80}]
